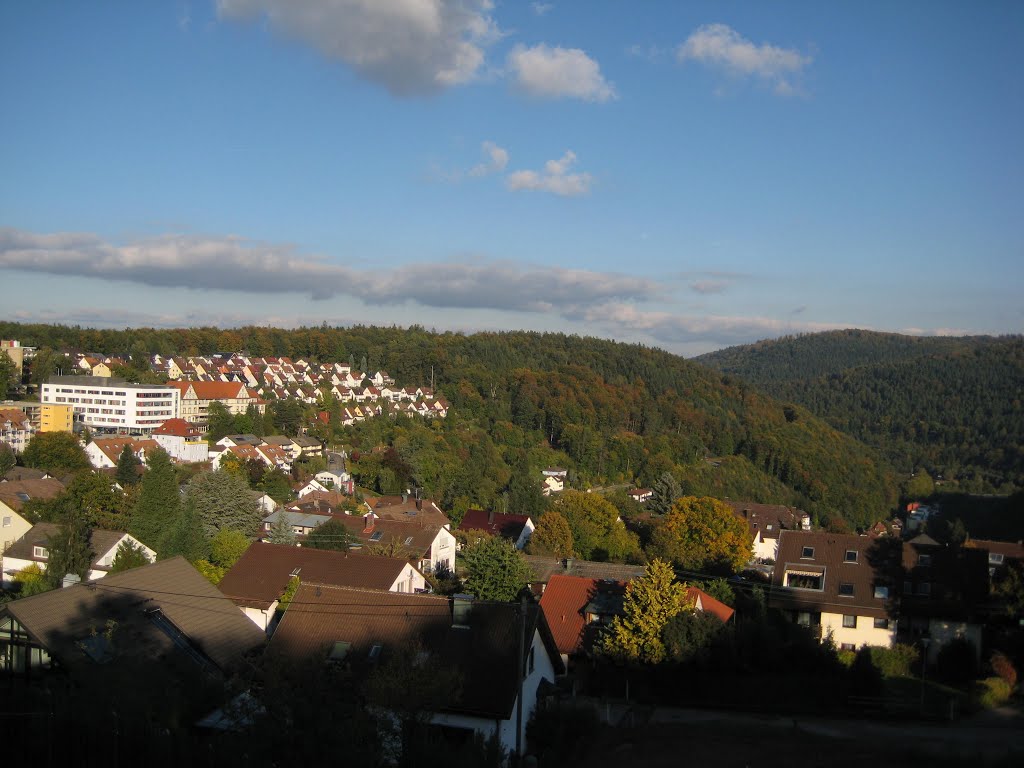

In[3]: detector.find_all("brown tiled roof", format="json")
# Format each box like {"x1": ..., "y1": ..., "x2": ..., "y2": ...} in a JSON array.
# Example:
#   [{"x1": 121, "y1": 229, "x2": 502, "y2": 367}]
[
  {"x1": 725, "y1": 500, "x2": 807, "y2": 542},
  {"x1": 365, "y1": 495, "x2": 450, "y2": 527},
  {"x1": 217, "y1": 542, "x2": 417, "y2": 610},
  {"x1": 171, "y1": 380, "x2": 253, "y2": 400},
  {"x1": 2, "y1": 556, "x2": 265, "y2": 681},
  {"x1": 4, "y1": 523, "x2": 147, "y2": 570},
  {"x1": 331, "y1": 514, "x2": 441, "y2": 558},
  {"x1": 0, "y1": 478, "x2": 65, "y2": 511},
  {"x1": 3, "y1": 467, "x2": 51, "y2": 482},
  {"x1": 458, "y1": 509, "x2": 529, "y2": 541},
  {"x1": 90, "y1": 437, "x2": 160, "y2": 465},
  {"x1": 770, "y1": 530, "x2": 899, "y2": 619},
  {"x1": 270, "y1": 585, "x2": 562, "y2": 719},
  {"x1": 965, "y1": 538, "x2": 1024, "y2": 562},
  {"x1": 523, "y1": 555, "x2": 646, "y2": 584}
]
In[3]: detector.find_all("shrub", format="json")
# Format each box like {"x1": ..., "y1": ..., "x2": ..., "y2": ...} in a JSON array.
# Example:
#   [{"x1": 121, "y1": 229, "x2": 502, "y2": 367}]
[
  {"x1": 935, "y1": 638, "x2": 978, "y2": 686},
  {"x1": 869, "y1": 644, "x2": 919, "y2": 678},
  {"x1": 990, "y1": 651, "x2": 1018, "y2": 690},
  {"x1": 974, "y1": 677, "x2": 1012, "y2": 709}
]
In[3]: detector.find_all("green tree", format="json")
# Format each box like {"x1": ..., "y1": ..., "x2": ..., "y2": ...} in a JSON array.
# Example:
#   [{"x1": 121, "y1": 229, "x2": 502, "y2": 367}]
[
  {"x1": 304, "y1": 518, "x2": 352, "y2": 551},
  {"x1": 45, "y1": 507, "x2": 94, "y2": 588},
  {"x1": 462, "y1": 536, "x2": 533, "y2": 601},
  {"x1": 166, "y1": 500, "x2": 209, "y2": 562},
  {"x1": 130, "y1": 447, "x2": 181, "y2": 553},
  {"x1": 600, "y1": 559, "x2": 690, "y2": 665},
  {"x1": 650, "y1": 471, "x2": 682, "y2": 515},
  {"x1": 109, "y1": 539, "x2": 152, "y2": 573},
  {"x1": 209, "y1": 528, "x2": 250, "y2": 569},
  {"x1": 904, "y1": 470, "x2": 935, "y2": 500},
  {"x1": 662, "y1": 609, "x2": 724, "y2": 664},
  {"x1": 525, "y1": 511, "x2": 574, "y2": 559},
  {"x1": 13, "y1": 563, "x2": 52, "y2": 597},
  {"x1": 551, "y1": 490, "x2": 640, "y2": 562},
  {"x1": 650, "y1": 496, "x2": 751, "y2": 573},
  {"x1": 22, "y1": 431, "x2": 90, "y2": 474},
  {"x1": 0, "y1": 351, "x2": 19, "y2": 398},
  {"x1": 115, "y1": 444, "x2": 141, "y2": 487},
  {"x1": 28, "y1": 472, "x2": 131, "y2": 530},
  {"x1": 259, "y1": 469, "x2": 293, "y2": 504},
  {"x1": 268, "y1": 512, "x2": 297, "y2": 545},
  {"x1": 206, "y1": 401, "x2": 235, "y2": 443},
  {"x1": 28, "y1": 347, "x2": 63, "y2": 390},
  {"x1": 0, "y1": 441, "x2": 15, "y2": 476},
  {"x1": 185, "y1": 470, "x2": 262, "y2": 539}
]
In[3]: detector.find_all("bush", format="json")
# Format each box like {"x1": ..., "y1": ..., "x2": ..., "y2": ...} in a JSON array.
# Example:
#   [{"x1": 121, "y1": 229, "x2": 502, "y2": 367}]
[
  {"x1": 990, "y1": 651, "x2": 1018, "y2": 690},
  {"x1": 935, "y1": 638, "x2": 978, "y2": 686},
  {"x1": 974, "y1": 676, "x2": 1012, "y2": 709},
  {"x1": 869, "y1": 644, "x2": 919, "y2": 678}
]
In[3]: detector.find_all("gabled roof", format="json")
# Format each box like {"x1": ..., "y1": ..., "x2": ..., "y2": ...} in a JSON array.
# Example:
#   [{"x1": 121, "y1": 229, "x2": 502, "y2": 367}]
[
  {"x1": 965, "y1": 538, "x2": 1024, "y2": 562},
  {"x1": 4, "y1": 523, "x2": 150, "y2": 571},
  {"x1": 364, "y1": 495, "x2": 450, "y2": 527},
  {"x1": 218, "y1": 542, "x2": 419, "y2": 610},
  {"x1": 1, "y1": 557, "x2": 265, "y2": 682},
  {"x1": 725, "y1": 500, "x2": 808, "y2": 542},
  {"x1": 153, "y1": 418, "x2": 204, "y2": 437},
  {"x1": 270, "y1": 586, "x2": 562, "y2": 719},
  {"x1": 0, "y1": 478, "x2": 65, "y2": 511},
  {"x1": 457, "y1": 509, "x2": 530, "y2": 541},
  {"x1": 170, "y1": 380, "x2": 253, "y2": 400},
  {"x1": 523, "y1": 555, "x2": 646, "y2": 584},
  {"x1": 331, "y1": 514, "x2": 444, "y2": 557}
]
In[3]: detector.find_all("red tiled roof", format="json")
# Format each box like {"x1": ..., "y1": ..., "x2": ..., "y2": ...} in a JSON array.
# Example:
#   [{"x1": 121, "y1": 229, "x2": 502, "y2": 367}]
[
  {"x1": 538, "y1": 575, "x2": 601, "y2": 655},
  {"x1": 686, "y1": 586, "x2": 735, "y2": 624},
  {"x1": 457, "y1": 509, "x2": 530, "y2": 541},
  {"x1": 153, "y1": 418, "x2": 204, "y2": 437}
]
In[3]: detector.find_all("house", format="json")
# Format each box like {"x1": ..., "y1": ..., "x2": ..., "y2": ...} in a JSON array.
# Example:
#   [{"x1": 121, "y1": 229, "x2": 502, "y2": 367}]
[
  {"x1": 168, "y1": 380, "x2": 265, "y2": 425},
  {"x1": 538, "y1": 574, "x2": 734, "y2": 666},
  {"x1": 0, "y1": 477, "x2": 66, "y2": 513},
  {"x1": 84, "y1": 436, "x2": 161, "y2": 469},
  {"x1": 0, "y1": 408, "x2": 35, "y2": 453},
  {"x1": 269, "y1": 586, "x2": 562, "y2": 759},
  {"x1": 262, "y1": 508, "x2": 333, "y2": 539},
  {"x1": 263, "y1": 435, "x2": 302, "y2": 460},
  {"x1": 628, "y1": 488, "x2": 653, "y2": 503},
  {"x1": 1, "y1": 523, "x2": 156, "y2": 587},
  {"x1": 964, "y1": 537, "x2": 1024, "y2": 577},
  {"x1": 292, "y1": 435, "x2": 323, "y2": 457},
  {"x1": 216, "y1": 434, "x2": 263, "y2": 449},
  {"x1": 1, "y1": 501, "x2": 32, "y2": 554},
  {"x1": 769, "y1": 530, "x2": 899, "y2": 652},
  {"x1": 217, "y1": 542, "x2": 427, "y2": 631},
  {"x1": 314, "y1": 469, "x2": 353, "y2": 494},
  {"x1": 295, "y1": 478, "x2": 332, "y2": 498},
  {"x1": 0, "y1": 557, "x2": 265, "y2": 719},
  {"x1": 523, "y1": 555, "x2": 647, "y2": 585},
  {"x1": 363, "y1": 494, "x2": 451, "y2": 529},
  {"x1": 725, "y1": 500, "x2": 811, "y2": 562},
  {"x1": 898, "y1": 534, "x2": 989, "y2": 663},
  {"x1": 335, "y1": 513, "x2": 457, "y2": 575},
  {"x1": 541, "y1": 468, "x2": 567, "y2": 496},
  {"x1": 152, "y1": 417, "x2": 209, "y2": 463},
  {"x1": 457, "y1": 509, "x2": 535, "y2": 550}
]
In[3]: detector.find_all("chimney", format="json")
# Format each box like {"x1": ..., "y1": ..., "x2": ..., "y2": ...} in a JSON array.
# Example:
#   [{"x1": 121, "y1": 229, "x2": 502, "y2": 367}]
[
  {"x1": 416, "y1": 498, "x2": 422, "y2": 511},
  {"x1": 564, "y1": 557, "x2": 574, "y2": 572},
  {"x1": 488, "y1": 509, "x2": 495, "y2": 525},
  {"x1": 363, "y1": 513, "x2": 375, "y2": 533}
]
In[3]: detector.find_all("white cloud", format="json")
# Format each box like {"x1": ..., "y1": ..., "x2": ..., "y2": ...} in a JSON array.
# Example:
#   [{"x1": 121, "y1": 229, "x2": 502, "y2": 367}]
[
  {"x1": 507, "y1": 43, "x2": 616, "y2": 102},
  {"x1": 216, "y1": 0, "x2": 498, "y2": 96},
  {"x1": 506, "y1": 150, "x2": 593, "y2": 196},
  {"x1": 531, "y1": 2, "x2": 552, "y2": 16},
  {"x1": 0, "y1": 227, "x2": 658, "y2": 312},
  {"x1": 677, "y1": 23, "x2": 811, "y2": 95},
  {"x1": 468, "y1": 140, "x2": 509, "y2": 177}
]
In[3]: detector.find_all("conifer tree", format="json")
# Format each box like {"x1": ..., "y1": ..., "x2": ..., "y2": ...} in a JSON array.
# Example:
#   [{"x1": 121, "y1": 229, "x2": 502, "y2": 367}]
[
  {"x1": 600, "y1": 559, "x2": 691, "y2": 665},
  {"x1": 268, "y1": 512, "x2": 297, "y2": 545},
  {"x1": 45, "y1": 506, "x2": 94, "y2": 588},
  {"x1": 116, "y1": 444, "x2": 140, "y2": 487},
  {"x1": 130, "y1": 447, "x2": 181, "y2": 553}
]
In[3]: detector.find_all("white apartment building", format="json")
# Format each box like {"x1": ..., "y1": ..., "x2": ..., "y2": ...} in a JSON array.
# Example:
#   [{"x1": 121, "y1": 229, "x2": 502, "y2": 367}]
[{"x1": 40, "y1": 376, "x2": 179, "y2": 435}]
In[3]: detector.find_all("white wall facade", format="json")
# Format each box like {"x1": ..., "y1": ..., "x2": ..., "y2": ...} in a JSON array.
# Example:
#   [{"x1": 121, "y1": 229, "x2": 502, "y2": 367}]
[
  {"x1": 820, "y1": 610, "x2": 896, "y2": 650},
  {"x1": 41, "y1": 379, "x2": 179, "y2": 434},
  {"x1": 153, "y1": 433, "x2": 209, "y2": 463},
  {"x1": 426, "y1": 528, "x2": 457, "y2": 575}
]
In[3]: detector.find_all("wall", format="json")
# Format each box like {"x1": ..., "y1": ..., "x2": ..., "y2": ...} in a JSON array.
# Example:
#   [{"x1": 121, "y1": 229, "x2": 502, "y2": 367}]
[{"x1": 820, "y1": 610, "x2": 896, "y2": 650}]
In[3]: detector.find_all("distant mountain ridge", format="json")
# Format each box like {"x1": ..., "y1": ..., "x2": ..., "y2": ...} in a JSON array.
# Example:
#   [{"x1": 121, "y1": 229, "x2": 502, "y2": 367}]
[{"x1": 695, "y1": 330, "x2": 1024, "y2": 492}]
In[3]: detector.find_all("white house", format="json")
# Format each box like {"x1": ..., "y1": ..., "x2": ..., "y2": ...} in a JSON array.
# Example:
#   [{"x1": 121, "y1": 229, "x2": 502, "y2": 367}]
[{"x1": 1, "y1": 501, "x2": 33, "y2": 555}]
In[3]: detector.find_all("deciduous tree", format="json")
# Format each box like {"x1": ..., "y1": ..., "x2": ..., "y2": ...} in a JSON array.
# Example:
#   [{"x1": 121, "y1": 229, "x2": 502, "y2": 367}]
[
  {"x1": 22, "y1": 432, "x2": 90, "y2": 474},
  {"x1": 526, "y1": 511, "x2": 574, "y2": 559},
  {"x1": 650, "y1": 496, "x2": 750, "y2": 573},
  {"x1": 551, "y1": 490, "x2": 640, "y2": 562},
  {"x1": 462, "y1": 536, "x2": 533, "y2": 602},
  {"x1": 304, "y1": 518, "x2": 352, "y2": 551},
  {"x1": 209, "y1": 528, "x2": 250, "y2": 569}
]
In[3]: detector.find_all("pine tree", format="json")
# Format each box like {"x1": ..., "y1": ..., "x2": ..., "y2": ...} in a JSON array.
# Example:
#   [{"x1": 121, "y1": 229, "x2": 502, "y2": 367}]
[
  {"x1": 109, "y1": 539, "x2": 151, "y2": 573},
  {"x1": 116, "y1": 444, "x2": 141, "y2": 487},
  {"x1": 130, "y1": 447, "x2": 181, "y2": 554},
  {"x1": 166, "y1": 499, "x2": 209, "y2": 562},
  {"x1": 45, "y1": 507, "x2": 94, "y2": 588},
  {"x1": 185, "y1": 470, "x2": 263, "y2": 539},
  {"x1": 650, "y1": 471, "x2": 682, "y2": 515},
  {"x1": 268, "y1": 512, "x2": 297, "y2": 545}
]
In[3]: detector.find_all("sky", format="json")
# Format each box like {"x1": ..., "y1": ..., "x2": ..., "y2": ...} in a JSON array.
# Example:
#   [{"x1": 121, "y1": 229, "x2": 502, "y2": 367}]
[{"x1": 1, "y1": 1, "x2": 1022, "y2": 357}]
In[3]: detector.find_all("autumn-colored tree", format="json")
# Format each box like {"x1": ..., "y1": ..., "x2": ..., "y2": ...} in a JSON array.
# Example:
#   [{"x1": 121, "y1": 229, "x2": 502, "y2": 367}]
[
  {"x1": 600, "y1": 559, "x2": 692, "y2": 665},
  {"x1": 551, "y1": 490, "x2": 640, "y2": 562},
  {"x1": 650, "y1": 496, "x2": 750, "y2": 573},
  {"x1": 526, "y1": 511, "x2": 574, "y2": 559}
]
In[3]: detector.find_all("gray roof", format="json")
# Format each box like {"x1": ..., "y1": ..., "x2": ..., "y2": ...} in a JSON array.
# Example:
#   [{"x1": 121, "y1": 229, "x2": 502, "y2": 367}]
[
  {"x1": 263, "y1": 509, "x2": 332, "y2": 529},
  {"x1": 523, "y1": 555, "x2": 646, "y2": 583}
]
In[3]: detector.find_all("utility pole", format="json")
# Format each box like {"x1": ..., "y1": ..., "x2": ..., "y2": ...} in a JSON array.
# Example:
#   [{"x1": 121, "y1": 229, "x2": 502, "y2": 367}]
[{"x1": 515, "y1": 595, "x2": 527, "y2": 765}]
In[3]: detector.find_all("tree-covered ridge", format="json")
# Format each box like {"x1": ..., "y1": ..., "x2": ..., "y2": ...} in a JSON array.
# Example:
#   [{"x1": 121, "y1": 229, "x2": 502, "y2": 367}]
[
  {"x1": 1, "y1": 322, "x2": 897, "y2": 527},
  {"x1": 694, "y1": 329, "x2": 1011, "y2": 385},
  {"x1": 696, "y1": 331, "x2": 1024, "y2": 492}
]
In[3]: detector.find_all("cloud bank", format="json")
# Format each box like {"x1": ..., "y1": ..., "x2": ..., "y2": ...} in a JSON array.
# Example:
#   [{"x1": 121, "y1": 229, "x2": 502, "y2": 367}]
[{"x1": 216, "y1": 0, "x2": 499, "y2": 96}]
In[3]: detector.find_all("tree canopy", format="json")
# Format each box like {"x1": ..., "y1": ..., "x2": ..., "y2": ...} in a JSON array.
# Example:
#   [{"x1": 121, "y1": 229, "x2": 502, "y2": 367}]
[
  {"x1": 129, "y1": 447, "x2": 180, "y2": 553},
  {"x1": 461, "y1": 536, "x2": 533, "y2": 602},
  {"x1": 551, "y1": 490, "x2": 640, "y2": 562},
  {"x1": 650, "y1": 495, "x2": 751, "y2": 574},
  {"x1": 600, "y1": 559, "x2": 691, "y2": 665},
  {"x1": 22, "y1": 432, "x2": 91, "y2": 475},
  {"x1": 304, "y1": 518, "x2": 353, "y2": 551},
  {"x1": 526, "y1": 511, "x2": 574, "y2": 559},
  {"x1": 185, "y1": 470, "x2": 262, "y2": 540}
]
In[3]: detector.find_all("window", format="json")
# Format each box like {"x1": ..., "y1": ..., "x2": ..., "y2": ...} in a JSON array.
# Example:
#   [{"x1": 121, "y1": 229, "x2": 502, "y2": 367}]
[
  {"x1": 990, "y1": 553, "x2": 1004, "y2": 565},
  {"x1": 840, "y1": 643, "x2": 856, "y2": 651},
  {"x1": 873, "y1": 585, "x2": 889, "y2": 599},
  {"x1": 839, "y1": 583, "x2": 855, "y2": 597},
  {"x1": 328, "y1": 641, "x2": 351, "y2": 662},
  {"x1": 844, "y1": 550, "x2": 858, "y2": 563},
  {"x1": 903, "y1": 580, "x2": 913, "y2": 594},
  {"x1": 33, "y1": 546, "x2": 48, "y2": 559},
  {"x1": 842, "y1": 615, "x2": 857, "y2": 629},
  {"x1": 801, "y1": 546, "x2": 815, "y2": 559},
  {"x1": 369, "y1": 531, "x2": 383, "y2": 542},
  {"x1": 2, "y1": 516, "x2": 10, "y2": 528},
  {"x1": 873, "y1": 618, "x2": 890, "y2": 630},
  {"x1": 368, "y1": 644, "x2": 383, "y2": 663},
  {"x1": 785, "y1": 571, "x2": 823, "y2": 590},
  {"x1": 918, "y1": 554, "x2": 932, "y2": 567},
  {"x1": 918, "y1": 582, "x2": 931, "y2": 596}
]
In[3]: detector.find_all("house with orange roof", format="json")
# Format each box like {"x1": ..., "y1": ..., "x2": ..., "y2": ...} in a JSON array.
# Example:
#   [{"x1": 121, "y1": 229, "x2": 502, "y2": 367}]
[{"x1": 168, "y1": 380, "x2": 265, "y2": 425}]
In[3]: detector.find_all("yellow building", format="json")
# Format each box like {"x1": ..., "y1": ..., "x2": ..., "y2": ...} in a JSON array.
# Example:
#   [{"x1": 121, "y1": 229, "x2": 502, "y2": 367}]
[
  {"x1": 1, "y1": 340, "x2": 24, "y2": 378},
  {"x1": 39, "y1": 403, "x2": 74, "y2": 433}
]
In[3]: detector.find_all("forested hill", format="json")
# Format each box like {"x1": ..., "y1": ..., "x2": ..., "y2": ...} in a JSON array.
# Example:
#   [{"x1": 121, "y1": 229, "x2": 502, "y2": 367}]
[
  {"x1": 1, "y1": 322, "x2": 897, "y2": 528},
  {"x1": 695, "y1": 331, "x2": 1024, "y2": 493}
]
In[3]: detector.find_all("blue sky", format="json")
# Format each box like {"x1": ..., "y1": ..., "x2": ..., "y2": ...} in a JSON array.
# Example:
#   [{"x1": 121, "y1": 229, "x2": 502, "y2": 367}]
[{"x1": 2, "y1": 1, "x2": 1021, "y2": 356}]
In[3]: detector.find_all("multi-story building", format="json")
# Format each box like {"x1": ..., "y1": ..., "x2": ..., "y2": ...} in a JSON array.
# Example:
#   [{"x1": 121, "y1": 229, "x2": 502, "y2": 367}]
[
  {"x1": 167, "y1": 380, "x2": 265, "y2": 427},
  {"x1": 39, "y1": 403, "x2": 74, "y2": 432},
  {"x1": 40, "y1": 376, "x2": 179, "y2": 435}
]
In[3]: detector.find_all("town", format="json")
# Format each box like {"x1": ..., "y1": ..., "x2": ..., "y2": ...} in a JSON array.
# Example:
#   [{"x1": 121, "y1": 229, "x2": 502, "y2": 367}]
[{"x1": 1, "y1": 336, "x2": 1021, "y2": 766}]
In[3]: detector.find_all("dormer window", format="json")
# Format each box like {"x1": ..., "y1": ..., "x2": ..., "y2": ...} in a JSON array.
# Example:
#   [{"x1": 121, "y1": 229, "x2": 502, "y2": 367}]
[
  {"x1": 918, "y1": 554, "x2": 932, "y2": 567},
  {"x1": 801, "y1": 546, "x2": 815, "y2": 559},
  {"x1": 33, "y1": 546, "x2": 48, "y2": 559},
  {"x1": 844, "y1": 550, "x2": 858, "y2": 563}
]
